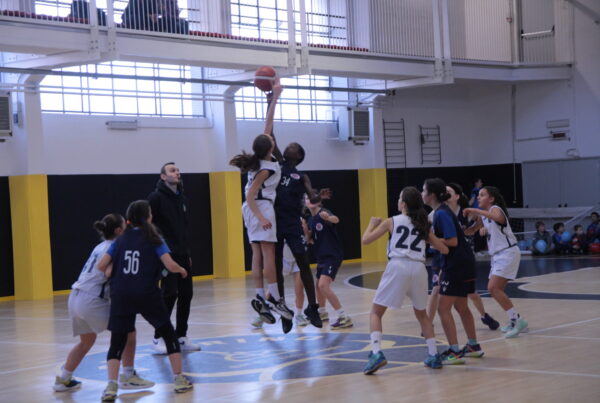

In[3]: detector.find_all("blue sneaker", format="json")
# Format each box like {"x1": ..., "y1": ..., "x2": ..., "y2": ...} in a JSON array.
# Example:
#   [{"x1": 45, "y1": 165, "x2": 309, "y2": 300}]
[
  {"x1": 363, "y1": 351, "x2": 387, "y2": 375},
  {"x1": 423, "y1": 353, "x2": 442, "y2": 369},
  {"x1": 440, "y1": 349, "x2": 465, "y2": 365}
]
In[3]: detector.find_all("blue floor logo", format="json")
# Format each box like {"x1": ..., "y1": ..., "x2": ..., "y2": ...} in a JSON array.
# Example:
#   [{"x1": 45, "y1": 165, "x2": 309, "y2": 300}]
[{"x1": 76, "y1": 332, "x2": 431, "y2": 383}]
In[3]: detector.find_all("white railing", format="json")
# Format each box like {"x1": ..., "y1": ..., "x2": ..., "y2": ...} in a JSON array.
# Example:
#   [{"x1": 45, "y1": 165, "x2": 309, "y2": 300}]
[{"x1": 0, "y1": 0, "x2": 574, "y2": 64}]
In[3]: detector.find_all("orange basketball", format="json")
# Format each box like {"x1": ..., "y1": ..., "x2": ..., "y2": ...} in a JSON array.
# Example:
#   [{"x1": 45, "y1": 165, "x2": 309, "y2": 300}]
[{"x1": 254, "y1": 66, "x2": 276, "y2": 92}]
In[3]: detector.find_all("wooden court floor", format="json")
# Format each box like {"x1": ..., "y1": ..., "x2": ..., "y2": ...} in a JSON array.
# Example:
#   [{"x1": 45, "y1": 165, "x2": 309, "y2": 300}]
[{"x1": 1, "y1": 256, "x2": 599, "y2": 403}]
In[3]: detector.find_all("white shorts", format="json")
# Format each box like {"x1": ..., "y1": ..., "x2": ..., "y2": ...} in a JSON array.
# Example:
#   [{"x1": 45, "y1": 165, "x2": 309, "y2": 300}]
[
  {"x1": 282, "y1": 242, "x2": 300, "y2": 276},
  {"x1": 373, "y1": 258, "x2": 428, "y2": 311},
  {"x1": 68, "y1": 289, "x2": 110, "y2": 336},
  {"x1": 242, "y1": 200, "x2": 277, "y2": 243},
  {"x1": 489, "y1": 246, "x2": 521, "y2": 280}
]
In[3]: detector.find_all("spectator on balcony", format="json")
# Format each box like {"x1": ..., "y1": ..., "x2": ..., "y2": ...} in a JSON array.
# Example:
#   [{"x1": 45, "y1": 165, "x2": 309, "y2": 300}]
[
  {"x1": 158, "y1": 0, "x2": 189, "y2": 34},
  {"x1": 122, "y1": 0, "x2": 161, "y2": 31},
  {"x1": 68, "y1": 0, "x2": 107, "y2": 25}
]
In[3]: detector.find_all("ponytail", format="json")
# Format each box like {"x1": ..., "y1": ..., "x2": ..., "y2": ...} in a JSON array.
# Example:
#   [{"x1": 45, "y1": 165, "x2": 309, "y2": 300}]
[
  {"x1": 424, "y1": 178, "x2": 450, "y2": 202},
  {"x1": 400, "y1": 187, "x2": 431, "y2": 238},
  {"x1": 93, "y1": 213, "x2": 125, "y2": 240},
  {"x1": 229, "y1": 152, "x2": 260, "y2": 173},
  {"x1": 126, "y1": 200, "x2": 163, "y2": 245}
]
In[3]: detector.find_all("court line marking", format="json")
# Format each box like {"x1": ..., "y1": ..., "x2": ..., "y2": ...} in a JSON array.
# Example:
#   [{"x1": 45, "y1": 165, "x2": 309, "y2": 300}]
[
  {"x1": 0, "y1": 362, "x2": 59, "y2": 376},
  {"x1": 451, "y1": 366, "x2": 600, "y2": 379},
  {"x1": 480, "y1": 317, "x2": 600, "y2": 344},
  {"x1": 530, "y1": 335, "x2": 600, "y2": 341}
]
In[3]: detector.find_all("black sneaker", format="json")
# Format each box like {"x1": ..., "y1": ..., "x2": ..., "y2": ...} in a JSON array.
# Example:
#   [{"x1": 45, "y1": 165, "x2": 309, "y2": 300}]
[
  {"x1": 251, "y1": 295, "x2": 276, "y2": 324},
  {"x1": 304, "y1": 304, "x2": 323, "y2": 328},
  {"x1": 481, "y1": 313, "x2": 500, "y2": 330},
  {"x1": 281, "y1": 317, "x2": 293, "y2": 334},
  {"x1": 268, "y1": 296, "x2": 294, "y2": 320}
]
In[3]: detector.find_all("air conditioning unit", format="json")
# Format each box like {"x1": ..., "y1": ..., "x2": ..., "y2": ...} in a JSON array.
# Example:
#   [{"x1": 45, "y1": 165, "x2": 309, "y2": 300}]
[
  {"x1": 337, "y1": 107, "x2": 370, "y2": 143},
  {"x1": 0, "y1": 93, "x2": 13, "y2": 137}
]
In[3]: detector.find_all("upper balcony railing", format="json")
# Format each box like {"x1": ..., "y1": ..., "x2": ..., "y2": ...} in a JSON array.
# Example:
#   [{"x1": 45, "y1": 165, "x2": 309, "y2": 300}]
[{"x1": 0, "y1": 0, "x2": 574, "y2": 65}]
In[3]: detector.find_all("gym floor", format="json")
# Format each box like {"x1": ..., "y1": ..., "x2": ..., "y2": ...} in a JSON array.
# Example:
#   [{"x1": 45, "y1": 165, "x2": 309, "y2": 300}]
[{"x1": 1, "y1": 255, "x2": 599, "y2": 403}]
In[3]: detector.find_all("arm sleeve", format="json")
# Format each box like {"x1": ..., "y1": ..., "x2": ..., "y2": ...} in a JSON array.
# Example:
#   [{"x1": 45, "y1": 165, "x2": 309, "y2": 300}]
[
  {"x1": 155, "y1": 241, "x2": 171, "y2": 258},
  {"x1": 435, "y1": 210, "x2": 457, "y2": 239},
  {"x1": 107, "y1": 241, "x2": 117, "y2": 258}
]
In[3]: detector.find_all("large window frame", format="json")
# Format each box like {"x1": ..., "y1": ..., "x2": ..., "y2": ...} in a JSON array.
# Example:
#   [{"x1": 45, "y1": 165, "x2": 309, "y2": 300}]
[{"x1": 40, "y1": 61, "x2": 204, "y2": 118}]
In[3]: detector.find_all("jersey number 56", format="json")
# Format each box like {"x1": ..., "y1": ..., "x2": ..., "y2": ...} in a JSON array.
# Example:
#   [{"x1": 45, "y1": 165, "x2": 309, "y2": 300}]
[{"x1": 123, "y1": 250, "x2": 140, "y2": 274}]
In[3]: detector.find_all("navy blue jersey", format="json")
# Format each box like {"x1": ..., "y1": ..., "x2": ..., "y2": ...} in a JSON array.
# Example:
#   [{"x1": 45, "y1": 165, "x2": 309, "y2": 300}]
[
  {"x1": 275, "y1": 161, "x2": 306, "y2": 222},
  {"x1": 107, "y1": 228, "x2": 170, "y2": 298},
  {"x1": 308, "y1": 208, "x2": 343, "y2": 262},
  {"x1": 433, "y1": 204, "x2": 475, "y2": 279}
]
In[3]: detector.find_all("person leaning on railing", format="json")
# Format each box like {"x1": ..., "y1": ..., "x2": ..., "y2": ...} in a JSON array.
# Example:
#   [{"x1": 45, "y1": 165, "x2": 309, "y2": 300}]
[{"x1": 122, "y1": 0, "x2": 188, "y2": 34}]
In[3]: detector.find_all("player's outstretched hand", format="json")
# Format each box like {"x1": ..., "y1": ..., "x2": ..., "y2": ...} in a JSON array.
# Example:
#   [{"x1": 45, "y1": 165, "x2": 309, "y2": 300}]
[
  {"x1": 369, "y1": 217, "x2": 382, "y2": 227},
  {"x1": 319, "y1": 188, "x2": 333, "y2": 200},
  {"x1": 463, "y1": 208, "x2": 476, "y2": 216}
]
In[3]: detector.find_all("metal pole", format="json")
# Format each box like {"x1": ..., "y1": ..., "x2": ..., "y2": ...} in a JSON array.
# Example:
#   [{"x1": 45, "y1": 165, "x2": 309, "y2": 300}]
[{"x1": 0, "y1": 66, "x2": 388, "y2": 94}]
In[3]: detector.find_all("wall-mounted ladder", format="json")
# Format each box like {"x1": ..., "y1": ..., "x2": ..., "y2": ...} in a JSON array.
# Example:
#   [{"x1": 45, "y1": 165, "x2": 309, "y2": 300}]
[
  {"x1": 383, "y1": 119, "x2": 407, "y2": 169},
  {"x1": 419, "y1": 125, "x2": 441, "y2": 165}
]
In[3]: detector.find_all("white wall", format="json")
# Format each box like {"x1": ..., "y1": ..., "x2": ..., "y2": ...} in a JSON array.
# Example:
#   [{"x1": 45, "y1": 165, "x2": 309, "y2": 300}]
[{"x1": 382, "y1": 82, "x2": 514, "y2": 167}]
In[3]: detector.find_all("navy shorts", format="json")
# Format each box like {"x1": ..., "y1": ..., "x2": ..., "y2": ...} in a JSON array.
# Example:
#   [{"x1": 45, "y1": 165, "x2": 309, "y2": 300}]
[
  {"x1": 438, "y1": 272, "x2": 475, "y2": 297},
  {"x1": 277, "y1": 220, "x2": 306, "y2": 255},
  {"x1": 316, "y1": 259, "x2": 342, "y2": 281},
  {"x1": 108, "y1": 292, "x2": 170, "y2": 333}
]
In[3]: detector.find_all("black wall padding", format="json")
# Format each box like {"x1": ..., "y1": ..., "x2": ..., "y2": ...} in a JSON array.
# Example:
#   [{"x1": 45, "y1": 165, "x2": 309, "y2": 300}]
[
  {"x1": 48, "y1": 174, "x2": 212, "y2": 291},
  {"x1": 386, "y1": 164, "x2": 523, "y2": 217},
  {"x1": 0, "y1": 177, "x2": 14, "y2": 297},
  {"x1": 242, "y1": 169, "x2": 361, "y2": 270}
]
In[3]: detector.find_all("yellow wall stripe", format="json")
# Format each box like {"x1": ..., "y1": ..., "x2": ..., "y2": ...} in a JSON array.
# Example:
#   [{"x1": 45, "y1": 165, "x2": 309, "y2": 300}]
[
  {"x1": 9, "y1": 175, "x2": 53, "y2": 300},
  {"x1": 209, "y1": 171, "x2": 246, "y2": 278},
  {"x1": 358, "y1": 168, "x2": 389, "y2": 262}
]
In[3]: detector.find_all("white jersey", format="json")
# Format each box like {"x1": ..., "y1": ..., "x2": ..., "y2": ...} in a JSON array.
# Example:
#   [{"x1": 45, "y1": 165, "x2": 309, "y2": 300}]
[
  {"x1": 71, "y1": 240, "x2": 112, "y2": 299},
  {"x1": 482, "y1": 205, "x2": 518, "y2": 255},
  {"x1": 244, "y1": 157, "x2": 281, "y2": 203},
  {"x1": 387, "y1": 214, "x2": 426, "y2": 262}
]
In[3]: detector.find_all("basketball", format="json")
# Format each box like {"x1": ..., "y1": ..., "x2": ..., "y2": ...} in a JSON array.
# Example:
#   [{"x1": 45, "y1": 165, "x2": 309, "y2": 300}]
[
  {"x1": 561, "y1": 231, "x2": 572, "y2": 242},
  {"x1": 254, "y1": 66, "x2": 276, "y2": 92}
]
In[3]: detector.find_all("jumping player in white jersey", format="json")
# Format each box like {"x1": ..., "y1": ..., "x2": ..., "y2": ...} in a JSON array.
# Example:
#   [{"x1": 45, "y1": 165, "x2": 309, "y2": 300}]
[
  {"x1": 230, "y1": 81, "x2": 294, "y2": 325},
  {"x1": 361, "y1": 187, "x2": 449, "y2": 374},
  {"x1": 464, "y1": 186, "x2": 528, "y2": 338},
  {"x1": 54, "y1": 214, "x2": 153, "y2": 392}
]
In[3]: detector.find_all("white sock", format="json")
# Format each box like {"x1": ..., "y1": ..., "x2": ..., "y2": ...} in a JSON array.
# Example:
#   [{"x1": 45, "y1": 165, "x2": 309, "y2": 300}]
[
  {"x1": 370, "y1": 331, "x2": 382, "y2": 353},
  {"x1": 296, "y1": 307, "x2": 304, "y2": 315},
  {"x1": 335, "y1": 308, "x2": 345, "y2": 319},
  {"x1": 60, "y1": 366, "x2": 73, "y2": 381},
  {"x1": 506, "y1": 308, "x2": 519, "y2": 321},
  {"x1": 121, "y1": 366, "x2": 134, "y2": 378},
  {"x1": 318, "y1": 307, "x2": 327, "y2": 314},
  {"x1": 267, "y1": 283, "x2": 280, "y2": 300},
  {"x1": 256, "y1": 288, "x2": 265, "y2": 299},
  {"x1": 108, "y1": 379, "x2": 118, "y2": 384},
  {"x1": 426, "y1": 338, "x2": 437, "y2": 356},
  {"x1": 173, "y1": 373, "x2": 181, "y2": 380}
]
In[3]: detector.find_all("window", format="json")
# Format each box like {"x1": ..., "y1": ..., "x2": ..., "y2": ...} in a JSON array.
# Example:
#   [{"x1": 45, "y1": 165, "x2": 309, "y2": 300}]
[
  {"x1": 230, "y1": 0, "x2": 347, "y2": 45},
  {"x1": 40, "y1": 62, "x2": 204, "y2": 118},
  {"x1": 236, "y1": 75, "x2": 337, "y2": 122}
]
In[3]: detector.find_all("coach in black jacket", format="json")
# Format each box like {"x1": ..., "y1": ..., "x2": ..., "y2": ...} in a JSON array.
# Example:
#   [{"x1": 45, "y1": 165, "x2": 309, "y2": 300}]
[{"x1": 148, "y1": 162, "x2": 200, "y2": 353}]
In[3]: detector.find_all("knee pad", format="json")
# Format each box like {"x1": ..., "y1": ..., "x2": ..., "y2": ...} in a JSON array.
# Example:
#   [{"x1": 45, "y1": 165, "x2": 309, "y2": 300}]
[
  {"x1": 107, "y1": 332, "x2": 128, "y2": 361},
  {"x1": 156, "y1": 323, "x2": 181, "y2": 355}
]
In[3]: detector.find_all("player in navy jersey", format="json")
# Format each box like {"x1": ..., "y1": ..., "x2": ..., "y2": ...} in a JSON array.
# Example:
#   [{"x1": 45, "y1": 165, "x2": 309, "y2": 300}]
[
  {"x1": 303, "y1": 193, "x2": 353, "y2": 329},
  {"x1": 96, "y1": 200, "x2": 192, "y2": 401},
  {"x1": 464, "y1": 186, "x2": 528, "y2": 338},
  {"x1": 230, "y1": 79, "x2": 294, "y2": 328},
  {"x1": 262, "y1": 94, "x2": 327, "y2": 331},
  {"x1": 54, "y1": 214, "x2": 153, "y2": 392},
  {"x1": 362, "y1": 187, "x2": 448, "y2": 374},
  {"x1": 427, "y1": 183, "x2": 499, "y2": 331},
  {"x1": 422, "y1": 178, "x2": 483, "y2": 365}
]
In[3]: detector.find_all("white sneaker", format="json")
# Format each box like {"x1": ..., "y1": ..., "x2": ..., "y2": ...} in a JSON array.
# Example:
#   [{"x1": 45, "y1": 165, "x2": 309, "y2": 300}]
[
  {"x1": 294, "y1": 313, "x2": 309, "y2": 327},
  {"x1": 250, "y1": 316, "x2": 264, "y2": 329},
  {"x1": 152, "y1": 338, "x2": 167, "y2": 355},
  {"x1": 178, "y1": 337, "x2": 201, "y2": 351}
]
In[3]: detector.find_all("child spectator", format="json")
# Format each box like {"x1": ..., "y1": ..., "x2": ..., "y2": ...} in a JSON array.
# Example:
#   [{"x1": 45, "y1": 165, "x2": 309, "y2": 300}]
[
  {"x1": 552, "y1": 222, "x2": 570, "y2": 255},
  {"x1": 587, "y1": 212, "x2": 600, "y2": 244},
  {"x1": 531, "y1": 221, "x2": 552, "y2": 255},
  {"x1": 571, "y1": 225, "x2": 587, "y2": 255}
]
